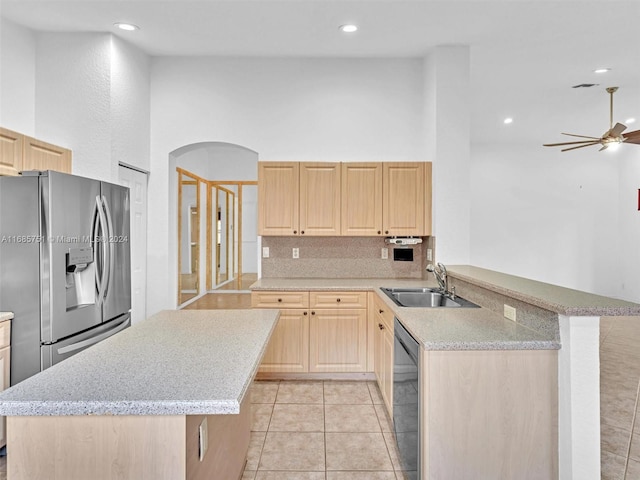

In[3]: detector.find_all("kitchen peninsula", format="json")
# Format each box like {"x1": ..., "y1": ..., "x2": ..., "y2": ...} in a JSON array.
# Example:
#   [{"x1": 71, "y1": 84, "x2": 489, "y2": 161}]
[
  {"x1": 0, "y1": 309, "x2": 279, "y2": 480},
  {"x1": 250, "y1": 266, "x2": 640, "y2": 479}
]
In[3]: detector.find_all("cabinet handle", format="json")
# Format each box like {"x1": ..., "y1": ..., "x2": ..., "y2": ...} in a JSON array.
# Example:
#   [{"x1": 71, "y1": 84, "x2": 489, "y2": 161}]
[
  {"x1": 336, "y1": 298, "x2": 341, "y2": 303},
  {"x1": 377, "y1": 230, "x2": 381, "y2": 234},
  {"x1": 385, "y1": 230, "x2": 389, "y2": 234},
  {"x1": 301, "y1": 230, "x2": 305, "y2": 234},
  {"x1": 303, "y1": 311, "x2": 308, "y2": 315},
  {"x1": 378, "y1": 323, "x2": 385, "y2": 330},
  {"x1": 293, "y1": 230, "x2": 297, "y2": 234},
  {"x1": 277, "y1": 298, "x2": 282, "y2": 303},
  {"x1": 379, "y1": 309, "x2": 384, "y2": 314},
  {"x1": 311, "y1": 311, "x2": 316, "y2": 315}
]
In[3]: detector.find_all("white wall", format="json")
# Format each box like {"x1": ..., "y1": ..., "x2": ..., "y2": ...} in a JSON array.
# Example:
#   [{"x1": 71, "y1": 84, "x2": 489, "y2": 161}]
[
  {"x1": 0, "y1": 18, "x2": 36, "y2": 133},
  {"x1": 617, "y1": 150, "x2": 640, "y2": 302},
  {"x1": 148, "y1": 57, "x2": 425, "y2": 313},
  {"x1": 1, "y1": 27, "x2": 150, "y2": 182},
  {"x1": 424, "y1": 46, "x2": 471, "y2": 265},
  {"x1": 470, "y1": 142, "x2": 622, "y2": 298},
  {"x1": 110, "y1": 36, "x2": 151, "y2": 175},
  {"x1": 35, "y1": 32, "x2": 113, "y2": 180}
]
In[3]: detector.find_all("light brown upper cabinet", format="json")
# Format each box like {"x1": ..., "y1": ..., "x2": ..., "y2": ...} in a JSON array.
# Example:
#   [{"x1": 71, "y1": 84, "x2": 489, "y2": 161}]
[
  {"x1": 258, "y1": 162, "x2": 340, "y2": 236},
  {"x1": 299, "y1": 162, "x2": 340, "y2": 236},
  {"x1": 22, "y1": 136, "x2": 72, "y2": 173},
  {"x1": 258, "y1": 162, "x2": 300, "y2": 235},
  {"x1": 341, "y1": 162, "x2": 383, "y2": 236},
  {"x1": 259, "y1": 161, "x2": 432, "y2": 236},
  {"x1": 0, "y1": 128, "x2": 24, "y2": 176},
  {"x1": 383, "y1": 162, "x2": 425, "y2": 236},
  {"x1": 0, "y1": 127, "x2": 72, "y2": 176}
]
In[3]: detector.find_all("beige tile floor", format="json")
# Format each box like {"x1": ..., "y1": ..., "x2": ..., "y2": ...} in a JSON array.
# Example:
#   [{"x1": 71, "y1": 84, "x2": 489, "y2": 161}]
[
  {"x1": 600, "y1": 316, "x2": 640, "y2": 480},
  {"x1": 244, "y1": 380, "x2": 404, "y2": 480}
]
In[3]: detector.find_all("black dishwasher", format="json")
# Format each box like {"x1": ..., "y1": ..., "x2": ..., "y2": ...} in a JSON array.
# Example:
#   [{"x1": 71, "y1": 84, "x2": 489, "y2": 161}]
[{"x1": 393, "y1": 318, "x2": 420, "y2": 480}]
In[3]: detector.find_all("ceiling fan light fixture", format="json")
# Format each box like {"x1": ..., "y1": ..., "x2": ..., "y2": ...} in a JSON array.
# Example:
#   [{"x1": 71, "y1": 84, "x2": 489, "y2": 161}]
[
  {"x1": 594, "y1": 68, "x2": 611, "y2": 74},
  {"x1": 503, "y1": 117, "x2": 513, "y2": 125},
  {"x1": 626, "y1": 118, "x2": 636, "y2": 124},
  {"x1": 114, "y1": 22, "x2": 139, "y2": 31}
]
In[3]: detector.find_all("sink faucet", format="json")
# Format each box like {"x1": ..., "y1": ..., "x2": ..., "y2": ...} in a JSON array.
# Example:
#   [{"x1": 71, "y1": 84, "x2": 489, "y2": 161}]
[{"x1": 427, "y1": 263, "x2": 449, "y2": 295}]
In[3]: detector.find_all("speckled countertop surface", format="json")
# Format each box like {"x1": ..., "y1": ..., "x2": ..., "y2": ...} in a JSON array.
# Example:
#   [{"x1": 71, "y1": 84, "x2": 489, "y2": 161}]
[
  {"x1": 0, "y1": 309, "x2": 279, "y2": 416},
  {"x1": 251, "y1": 277, "x2": 560, "y2": 351},
  {"x1": 0, "y1": 312, "x2": 13, "y2": 322},
  {"x1": 447, "y1": 265, "x2": 640, "y2": 316}
]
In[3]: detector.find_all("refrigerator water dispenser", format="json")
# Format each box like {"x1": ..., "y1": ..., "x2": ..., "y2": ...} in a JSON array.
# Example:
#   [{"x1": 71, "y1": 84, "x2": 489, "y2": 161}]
[{"x1": 65, "y1": 247, "x2": 95, "y2": 310}]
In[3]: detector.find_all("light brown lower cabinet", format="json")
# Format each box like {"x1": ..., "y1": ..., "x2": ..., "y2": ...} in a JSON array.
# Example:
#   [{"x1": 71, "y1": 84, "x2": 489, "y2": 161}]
[
  {"x1": 7, "y1": 395, "x2": 251, "y2": 480},
  {"x1": 0, "y1": 318, "x2": 11, "y2": 449},
  {"x1": 309, "y1": 308, "x2": 367, "y2": 372},
  {"x1": 252, "y1": 290, "x2": 368, "y2": 374},
  {"x1": 420, "y1": 349, "x2": 558, "y2": 479},
  {"x1": 259, "y1": 308, "x2": 309, "y2": 373},
  {"x1": 373, "y1": 294, "x2": 394, "y2": 416}
]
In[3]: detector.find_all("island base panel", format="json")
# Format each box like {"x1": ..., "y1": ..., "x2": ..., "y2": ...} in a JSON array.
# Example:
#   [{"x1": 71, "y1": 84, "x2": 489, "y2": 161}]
[{"x1": 7, "y1": 396, "x2": 250, "y2": 480}]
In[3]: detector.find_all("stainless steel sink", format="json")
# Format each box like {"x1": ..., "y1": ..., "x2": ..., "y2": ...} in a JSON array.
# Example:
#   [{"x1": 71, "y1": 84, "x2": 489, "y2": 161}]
[{"x1": 380, "y1": 287, "x2": 479, "y2": 308}]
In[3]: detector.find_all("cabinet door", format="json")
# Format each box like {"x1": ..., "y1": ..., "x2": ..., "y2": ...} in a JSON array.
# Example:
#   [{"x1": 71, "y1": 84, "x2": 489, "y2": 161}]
[
  {"x1": 309, "y1": 309, "x2": 367, "y2": 372},
  {"x1": 424, "y1": 162, "x2": 433, "y2": 236},
  {"x1": 0, "y1": 127, "x2": 24, "y2": 176},
  {"x1": 0, "y1": 345, "x2": 9, "y2": 448},
  {"x1": 383, "y1": 162, "x2": 425, "y2": 236},
  {"x1": 299, "y1": 162, "x2": 341, "y2": 236},
  {"x1": 382, "y1": 326, "x2": 394, "y2": 417},
  {"x1": 259, "y1": 309, "x2": 309, "y2": 373},
  {"x1": 23, "y1": 136, "x2": 72, "y2": 173},
  {"x1": 258, "y1": 162, "x2": 299, "y2": 235},
  {"x1": 341, "y1": 162, "x2": 383, "y2": 236}
]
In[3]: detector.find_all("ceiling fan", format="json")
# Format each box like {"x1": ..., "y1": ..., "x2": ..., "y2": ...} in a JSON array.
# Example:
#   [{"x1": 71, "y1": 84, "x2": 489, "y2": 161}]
[{"x1": 543, "y1": 87, "x2": 640, "y2": 152}]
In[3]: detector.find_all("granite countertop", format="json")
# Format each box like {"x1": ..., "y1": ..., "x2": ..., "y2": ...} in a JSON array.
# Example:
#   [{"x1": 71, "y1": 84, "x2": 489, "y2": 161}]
[
  {"x1": 0, "y1": 309, "x2": 279, "y2": 416},
  {"x1": 251, "y1": 277, "x2": 560, "y2": 351},
  {"x1": 0, "y1": 312, "x2": 13, "y2": 322},
  {"x1": 447, "y1": 265, "x2": 640, "y2": 316}
]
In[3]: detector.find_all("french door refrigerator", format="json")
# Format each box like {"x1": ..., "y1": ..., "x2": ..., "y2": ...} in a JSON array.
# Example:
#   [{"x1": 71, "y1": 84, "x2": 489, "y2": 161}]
[{"x1": 0, "y1": 171, "x2": 131, "y2": 385}]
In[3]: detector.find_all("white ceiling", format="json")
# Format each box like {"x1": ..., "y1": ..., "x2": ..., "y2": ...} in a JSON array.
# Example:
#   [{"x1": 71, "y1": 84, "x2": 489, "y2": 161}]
[{"x1": 2, "y1": 0, "x2": 640, "y2": 145}]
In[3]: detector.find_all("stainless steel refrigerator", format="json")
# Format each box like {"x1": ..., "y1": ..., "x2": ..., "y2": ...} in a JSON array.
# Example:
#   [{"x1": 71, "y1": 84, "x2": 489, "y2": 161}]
[{"x1": 0, "y1": 171, "x2": 131, "y2": 385}]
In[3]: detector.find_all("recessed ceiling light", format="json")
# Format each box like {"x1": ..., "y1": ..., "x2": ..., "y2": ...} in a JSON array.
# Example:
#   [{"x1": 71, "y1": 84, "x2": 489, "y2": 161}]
[
  {"x1": 339, "y1": 24, "x2": 358, "y2": 33},
  {"x1": 114, "y1": 23, "x2": 139, "y2": 31},
  {"x1": 626, "y1": 118, "x2": 636, "y2": 124},
  {"x1": 503, "y1": 117, "x2": 514, "y2": 125},
  {"x1": 593, "y1": 68, "x2": 611, "y2": 74}
]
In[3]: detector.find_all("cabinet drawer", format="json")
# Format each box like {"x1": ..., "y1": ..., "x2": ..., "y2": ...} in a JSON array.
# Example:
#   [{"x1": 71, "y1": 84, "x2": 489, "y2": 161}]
[
  {"x1": 0, "y1": 321, "x2": 10, "y2": 349},
  {"x1": 251, "y1": 291, "x2": 309, "y2": 309},
  {"x1": 310, "y1": 291, "x2": 367, "y2": 309},
  {"x1": 373, "y1": 294, "x2": 394, "y2": 331}
]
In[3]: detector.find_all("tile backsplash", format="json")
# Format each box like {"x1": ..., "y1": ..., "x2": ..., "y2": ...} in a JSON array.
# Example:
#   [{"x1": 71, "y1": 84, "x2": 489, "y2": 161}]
[{"x1": 261, "y1": 236, "x2": 434, "y2": 279}]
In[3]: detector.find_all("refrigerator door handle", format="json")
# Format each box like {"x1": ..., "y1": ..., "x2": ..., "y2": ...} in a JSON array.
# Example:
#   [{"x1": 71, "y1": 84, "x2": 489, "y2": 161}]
[
  {"x1": 101, "y1": 195, "x2": 115, "y2": 300},
  {"x1": 95, "y1": 195, "x2": 109, "y2": 305},
  {"x1": 57, "y1": 315, "x2": 130, "y2": 355}
]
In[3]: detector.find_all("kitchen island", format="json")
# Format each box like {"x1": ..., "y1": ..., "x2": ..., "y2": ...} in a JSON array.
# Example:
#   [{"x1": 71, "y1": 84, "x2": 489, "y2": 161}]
[
  {"x1": 0, "y1": 309, "x2": 279, "y2": 480},
  {"x1": 251, "y1": 267, "x2": 640, "y2": 479}
]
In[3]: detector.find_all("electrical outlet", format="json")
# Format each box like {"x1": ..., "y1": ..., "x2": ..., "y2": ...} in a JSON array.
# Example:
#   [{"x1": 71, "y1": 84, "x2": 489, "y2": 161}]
[
  {"x1": 292, "y1": 248, "x2": 299, "y2": 259},
  {"x1": 504, "y1": 304, "x2": 517, "y2": 322},
  {"x1": 198, "y1": 418, "x2": 208, "y2": 461},
  {"x1": 381, "y1": 248, "x2": 388, "y2": 259},
  {"x1": 262, "y1": 247, "x2": 270, "y2": 258},
  {"x1": 427, "y1": 248, "x2": 433, "y2": 261}
]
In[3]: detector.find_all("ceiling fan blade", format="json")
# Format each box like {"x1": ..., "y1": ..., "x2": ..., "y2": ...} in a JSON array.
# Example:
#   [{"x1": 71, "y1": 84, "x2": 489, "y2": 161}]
[
  {"x1": 560, "y1": 142, "x2": 600, "y2": 152},
  {"x1": 561, "y1": 133, "x2": 600, "y2": 140},
  {"x1": 544, "y1": 140, "x2": 602, "y2": 147},
  {"x1": 622, "y1": 129, "x2": 640, "y2": 144},
  {"x1": 608, "y1": 122, "x2": 627, "y2": 137}
]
